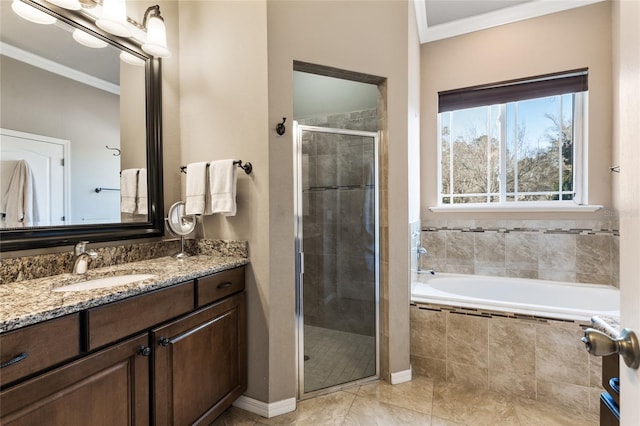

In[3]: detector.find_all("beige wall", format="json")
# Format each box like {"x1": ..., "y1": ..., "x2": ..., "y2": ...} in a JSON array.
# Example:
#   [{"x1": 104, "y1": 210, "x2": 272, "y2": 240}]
[
  {"x1": 266, "y1": 0, "x2": 414, "y2": 400},
  {"x1": 178, "y1": 0, "x2": 416, "y2": 403},
  {"x1": 176, "y1": 0, "x2": 270, "y2": 401},
  {"x1": 408, "y1": 0, "x2": 421, "y2": 225},
  {"x1": 420, "y1": 2, "x2": 613, "y2": 221}
]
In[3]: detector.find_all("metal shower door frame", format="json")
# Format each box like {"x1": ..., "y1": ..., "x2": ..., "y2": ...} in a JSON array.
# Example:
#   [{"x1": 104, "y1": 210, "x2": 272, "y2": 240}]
[{"x1": 293, "y1": 122, "x2": 380, "y2": 400}]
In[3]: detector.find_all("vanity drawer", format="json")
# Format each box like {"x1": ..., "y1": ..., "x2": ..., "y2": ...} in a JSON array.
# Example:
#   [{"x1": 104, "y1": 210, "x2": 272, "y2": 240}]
[
  {"x1": 1, "y1": 314, "x2": 80, "y2": 387},
  {"x1": 86, "y1": 281, "x2": 194, "y2": 351},
  {"x1": 196, "y1": 267, "x2": 245, "y2": 307}
]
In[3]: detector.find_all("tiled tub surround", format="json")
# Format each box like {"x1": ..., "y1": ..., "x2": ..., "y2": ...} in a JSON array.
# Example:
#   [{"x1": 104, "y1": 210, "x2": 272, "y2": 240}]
[
  {"x1": 410, "y1": 303, "x2": 603, "y2": 415},
  {"x1": 0, "y1": 248, "x2": 248, "y2": 332},
  {"x1": 590, "y1": 315, "x2": 621, "y2": 339},
  {"x1": 420, "y1": 219, "x2": 620, "y2": 286},
  {"x1": 0, "y1": 239, "x2": 247, "y2": 285}
]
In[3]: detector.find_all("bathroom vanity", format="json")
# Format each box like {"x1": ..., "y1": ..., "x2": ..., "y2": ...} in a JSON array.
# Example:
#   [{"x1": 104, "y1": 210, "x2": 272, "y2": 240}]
[{"x1": 0, "y1": 256, "x2": 247, "y2": 425}]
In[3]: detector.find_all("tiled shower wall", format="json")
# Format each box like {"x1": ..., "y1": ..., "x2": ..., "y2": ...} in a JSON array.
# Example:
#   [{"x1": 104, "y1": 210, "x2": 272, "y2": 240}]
[
  {"x1": 419, "y1": 219, "x2": 620, "y2": 287},
  {"x1": 299, "y1": 110, "x2": 378, "y2": 336},
  {"x1": 296, "y1": 109, "x2": 378, "y2": 131}
]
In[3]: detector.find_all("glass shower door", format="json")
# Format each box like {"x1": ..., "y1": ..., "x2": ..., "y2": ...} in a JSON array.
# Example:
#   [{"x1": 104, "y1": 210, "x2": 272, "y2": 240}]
[{"x1": 295, "y1": 124, "x2": 379, "y2": 396}]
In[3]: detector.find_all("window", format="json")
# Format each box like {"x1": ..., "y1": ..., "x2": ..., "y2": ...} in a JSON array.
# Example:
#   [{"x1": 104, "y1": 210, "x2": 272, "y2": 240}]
[{"x1": 437, "y1": 69, "x2": 588, "y2": 207}]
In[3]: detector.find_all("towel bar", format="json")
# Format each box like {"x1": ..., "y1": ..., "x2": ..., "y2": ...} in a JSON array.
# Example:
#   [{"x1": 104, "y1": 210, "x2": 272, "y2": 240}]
[
  {"x1": 95, "y1": 187, "x2": 120, "y2": 193},
  {"x1": 180, "y1": 160, "x2": 252, "y2": 175}
]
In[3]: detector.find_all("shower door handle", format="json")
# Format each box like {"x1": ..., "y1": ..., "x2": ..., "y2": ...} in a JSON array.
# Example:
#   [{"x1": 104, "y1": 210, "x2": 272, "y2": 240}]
[{"x1": 299, "y1": 252, "x2": 304, "y2": 274}]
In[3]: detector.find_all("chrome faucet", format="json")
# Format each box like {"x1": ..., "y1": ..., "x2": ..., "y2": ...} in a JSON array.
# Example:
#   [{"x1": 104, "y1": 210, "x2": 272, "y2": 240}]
[
  {"x1": 416, "y1": 240, "x2": 428, "y2": 266},
  {"x1": 416, "y1": 240, "x2": 435, "y2": 275},
  {"x1": 73, "y1": 241, "x2": 98, "y2": 275}
]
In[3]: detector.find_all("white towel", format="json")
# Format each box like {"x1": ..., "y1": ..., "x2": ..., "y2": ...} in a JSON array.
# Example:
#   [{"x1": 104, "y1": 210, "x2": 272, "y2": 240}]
[
  {"x1": 185, "y1": 162, "x2": 208, "y2": 215},
  {"x1": 137, "y1": 168, "x2": 148, "y2": 215},
  {"x1": 0, "y1": 160, "x2": 39, "y2": 227},
  {"x1": 208, "y1": 159, "x2": 237, "y2": 216},
  {"x1": 120, "y1": 169, "x2": 138, "y2": 213}
]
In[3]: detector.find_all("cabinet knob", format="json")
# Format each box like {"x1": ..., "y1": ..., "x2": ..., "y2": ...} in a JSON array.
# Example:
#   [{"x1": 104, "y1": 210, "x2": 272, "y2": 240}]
[
  {"x1": 159, "y1": 337, "x2": 170, "y2": 347},
  {"x1": 138, "y1": 346, "x2": 151, "y2": 357}
]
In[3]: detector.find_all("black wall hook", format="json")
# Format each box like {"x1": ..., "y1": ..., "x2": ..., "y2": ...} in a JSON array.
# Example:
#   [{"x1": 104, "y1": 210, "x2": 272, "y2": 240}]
[{"x1": 276, "y1": 117, "x2": 287, "y2": 135}]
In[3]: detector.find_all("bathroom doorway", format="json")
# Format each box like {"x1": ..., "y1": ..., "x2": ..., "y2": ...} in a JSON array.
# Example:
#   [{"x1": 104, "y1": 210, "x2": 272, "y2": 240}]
[{"x1": 293, "y1": 68, "x2": 380, "y2": 398}]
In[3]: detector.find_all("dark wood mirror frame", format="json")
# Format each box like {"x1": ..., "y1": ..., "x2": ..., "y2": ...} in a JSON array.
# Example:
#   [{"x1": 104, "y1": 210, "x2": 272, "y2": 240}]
[{"x1": 0, "y1": 0, "x2": 164, "y2": 252}]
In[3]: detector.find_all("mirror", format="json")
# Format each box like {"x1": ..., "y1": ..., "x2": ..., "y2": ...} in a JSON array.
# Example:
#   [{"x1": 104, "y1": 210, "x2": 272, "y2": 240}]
[
  {"x1": 166, "y1": 201, "x2": 195, "y2": 259},
  {"x1": 0, "y1": 0, "x2": 164, "y2": 251}
]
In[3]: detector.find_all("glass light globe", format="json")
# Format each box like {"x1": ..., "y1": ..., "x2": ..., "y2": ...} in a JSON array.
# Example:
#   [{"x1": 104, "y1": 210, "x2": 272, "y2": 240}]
[
  {"x1": 12, "y1": 0, "x2": 56, "y2": 25},
  {"x1": 72, "y1": 29, "x2": 108, "y2": 48},
  {"x1": 96, "y1": 0, "x2": 131, "y2": 37},
  {"x1": 141, "y1": 15, "x2": 170, "y2": 58},
  {"x1": 120, "y1": 51, "x2": 145, "y2": 66}
]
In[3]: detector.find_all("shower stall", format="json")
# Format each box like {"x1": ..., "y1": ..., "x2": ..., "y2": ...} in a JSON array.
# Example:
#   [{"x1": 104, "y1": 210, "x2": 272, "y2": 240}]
[{"x1": 294, "y1": 123, "x2": 380, "y2": 398}]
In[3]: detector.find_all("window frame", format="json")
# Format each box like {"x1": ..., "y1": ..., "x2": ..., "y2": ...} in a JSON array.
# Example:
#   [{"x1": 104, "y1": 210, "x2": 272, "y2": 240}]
[{"x1": 432, "y1": 71, "x2": 600, "y2": 213}]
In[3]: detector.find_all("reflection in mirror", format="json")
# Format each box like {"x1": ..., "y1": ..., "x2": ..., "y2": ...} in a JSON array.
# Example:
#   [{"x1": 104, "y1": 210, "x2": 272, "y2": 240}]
[
  {"x1": 0, "y1": 0, "x2": 164, "y2": 252},
  {"x1": 0, "y1": 0, "x2": 147, "y2": 229}
]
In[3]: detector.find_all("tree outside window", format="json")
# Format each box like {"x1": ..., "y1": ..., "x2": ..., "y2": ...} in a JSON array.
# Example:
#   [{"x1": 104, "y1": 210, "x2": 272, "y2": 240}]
[{"x1": 437, "y1": 70, "x2": 587, "y2": 206}]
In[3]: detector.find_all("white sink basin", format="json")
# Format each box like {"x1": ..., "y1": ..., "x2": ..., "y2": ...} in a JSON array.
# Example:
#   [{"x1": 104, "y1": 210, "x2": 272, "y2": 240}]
[{"x1": 53, "y1": 274, "x2": 156, "y2": 292}]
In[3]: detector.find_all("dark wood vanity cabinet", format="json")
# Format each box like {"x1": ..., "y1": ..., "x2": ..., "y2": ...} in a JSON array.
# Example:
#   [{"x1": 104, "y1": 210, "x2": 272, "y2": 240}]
[
  {"x1": 86, "y1": 280, "x2": 195, "y2": 351},
  {"x1": 0, "y1": 334, "x2": 150, "y2": 425},
  {"x1": 0, "y1": 314, "x2": 80, "y2": 388},
  {"x1": 0, "y1": 266, "x2": 246, "y2": 425},
  {"x1": 152, "y1": 292, "x2": 247, "y2": 425},
  {"x1": 600, "y1": 354, "x2": 620, "y2": 426}
]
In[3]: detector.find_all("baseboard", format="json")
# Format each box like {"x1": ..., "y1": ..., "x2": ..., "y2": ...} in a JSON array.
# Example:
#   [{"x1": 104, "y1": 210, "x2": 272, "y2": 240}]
[
  {"x1": 233, "y1": 395, "x2": 297, "y2": 418},
  {"x1": 390, "y1": 367, "x2": 412, "y2": 384}
]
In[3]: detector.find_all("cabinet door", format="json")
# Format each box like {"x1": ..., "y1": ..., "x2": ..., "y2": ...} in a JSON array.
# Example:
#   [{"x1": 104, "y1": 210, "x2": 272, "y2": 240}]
[
  {"x1": 0, "y1": 334, "x2": 150, "y2": 426},
  {"x1": 152, "y1": 292, "x2": 246, "y2": 426}
]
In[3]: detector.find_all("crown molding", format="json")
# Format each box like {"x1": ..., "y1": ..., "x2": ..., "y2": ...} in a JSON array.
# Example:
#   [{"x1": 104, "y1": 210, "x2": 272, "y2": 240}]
[
  {"x1": 1, "y1": 41, "x2": 120, "y2": 95},
  {"x1": 415, "y1": 0, "x2": 606, "y2": 44}
]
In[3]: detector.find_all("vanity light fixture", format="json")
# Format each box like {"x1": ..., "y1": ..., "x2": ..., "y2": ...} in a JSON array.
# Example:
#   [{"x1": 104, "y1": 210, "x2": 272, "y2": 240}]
[
  {"x1": 93, "y1": 1, "x2": 169, "y2": 57},
  {"x1": 139, "y1": 5, "x2": 169, "y2": 58},
  {"x1": 13, "y1": 0, "x2": 170, "y2": 58},
  {"x1": 96, "y1": 2, "x2": 170, "y2": 57},
  {"x1": 11, "y1": 0, "x2": 56, "y2": 25},
  {"x1": 72, "y1": 28, "x2": 108, "y2": 48}
]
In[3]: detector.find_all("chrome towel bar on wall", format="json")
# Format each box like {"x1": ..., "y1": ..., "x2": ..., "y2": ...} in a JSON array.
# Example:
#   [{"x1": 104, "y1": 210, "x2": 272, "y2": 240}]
[{"x1": 180, "y1": 160, "x2": 253, "y2": 175}]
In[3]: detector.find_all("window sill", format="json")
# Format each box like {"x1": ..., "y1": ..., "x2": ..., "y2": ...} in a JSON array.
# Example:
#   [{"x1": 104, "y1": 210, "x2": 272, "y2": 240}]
[{"x1": 429, "y1": 203, "x2": 603, "y2": 213}]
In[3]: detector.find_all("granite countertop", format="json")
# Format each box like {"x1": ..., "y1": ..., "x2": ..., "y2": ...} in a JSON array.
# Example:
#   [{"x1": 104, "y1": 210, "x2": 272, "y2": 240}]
[
  {"x1": 591, "y1": 315, "x2": 621, "y2": 339},
  {"x1": 0, "y1": 255, "x2": 248, "y2": 333}
]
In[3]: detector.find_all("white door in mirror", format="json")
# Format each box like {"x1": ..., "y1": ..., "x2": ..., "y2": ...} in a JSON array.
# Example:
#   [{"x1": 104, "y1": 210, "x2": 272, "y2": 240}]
[
  {"x1": 1, "y1": 129, "x2": 68, "y2": 227},
  {"x1": 53, "y1": 274, "x2": 155, "y2": 292}
]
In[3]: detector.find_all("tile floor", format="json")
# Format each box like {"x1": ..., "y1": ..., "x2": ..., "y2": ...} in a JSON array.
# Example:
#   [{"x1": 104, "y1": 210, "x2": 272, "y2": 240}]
[
  {"x1": 304, "y1": 325, "x2": 376, "y2": 393},
  {"x1": 212, "y1": 375, "x2": 600, "y2": 426}
]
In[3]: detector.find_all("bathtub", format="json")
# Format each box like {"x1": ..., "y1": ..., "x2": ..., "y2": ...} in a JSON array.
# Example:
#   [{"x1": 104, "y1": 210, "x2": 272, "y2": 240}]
[{"x1": 411, "y1": 273, "x2": 619, "y2": 322}]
